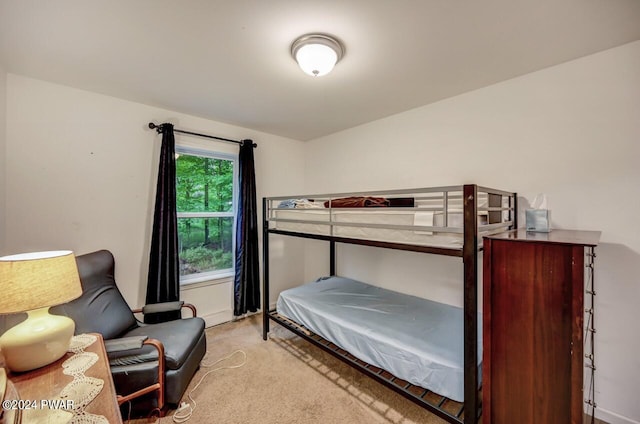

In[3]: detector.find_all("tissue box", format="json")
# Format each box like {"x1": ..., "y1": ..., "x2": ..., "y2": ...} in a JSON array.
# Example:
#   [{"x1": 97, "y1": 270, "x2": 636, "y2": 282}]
[{"x1": 526, "y1": 209, "x2": 551, "y2": 232}]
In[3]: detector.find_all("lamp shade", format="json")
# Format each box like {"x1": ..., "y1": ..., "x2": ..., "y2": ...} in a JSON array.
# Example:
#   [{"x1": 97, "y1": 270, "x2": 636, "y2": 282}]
[
  {"x1": 291, "y1": 34, "x2": 344, "y2": 77},
  {"x1": 0, "y1": 250, "x2": 82, "y2": 313},
  {"x1": 0, "y1": 250, "x2": 82, "y2": 371}
]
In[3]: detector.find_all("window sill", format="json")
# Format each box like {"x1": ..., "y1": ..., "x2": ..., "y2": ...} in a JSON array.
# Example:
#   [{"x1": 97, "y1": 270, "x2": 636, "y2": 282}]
[{"x1": 180, "y1": 271, "x2": 234, "y2": 290}]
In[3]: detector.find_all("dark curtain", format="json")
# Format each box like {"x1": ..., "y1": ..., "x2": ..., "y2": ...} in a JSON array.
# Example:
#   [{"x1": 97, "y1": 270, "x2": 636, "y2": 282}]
[
  {"x1": 145, "y1": 123, "x2": 181, "y2": 323},
  {"x1": 234, "y1": 140, "x2": 260, "y2": 316}
]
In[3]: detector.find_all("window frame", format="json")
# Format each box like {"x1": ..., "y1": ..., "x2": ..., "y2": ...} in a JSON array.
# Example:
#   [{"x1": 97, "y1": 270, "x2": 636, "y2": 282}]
[{"x1": 175, "y1": 145, "x2": 238, "y2": 286}]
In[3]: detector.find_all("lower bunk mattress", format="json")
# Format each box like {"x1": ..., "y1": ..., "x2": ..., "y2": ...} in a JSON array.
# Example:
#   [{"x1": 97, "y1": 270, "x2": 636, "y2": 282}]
[{"x1": 276, "y1": 276, "x2": 481, "y2": 402}]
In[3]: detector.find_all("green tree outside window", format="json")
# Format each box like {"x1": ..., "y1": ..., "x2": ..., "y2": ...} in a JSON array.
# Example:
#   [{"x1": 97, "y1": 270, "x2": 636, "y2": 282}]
[{"x1": 175, "y1": 150, "x2": 236, "y2": 280}]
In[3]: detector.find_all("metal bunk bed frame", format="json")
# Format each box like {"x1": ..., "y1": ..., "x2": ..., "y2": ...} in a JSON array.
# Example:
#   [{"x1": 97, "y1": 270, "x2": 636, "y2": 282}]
[{"x1": 261, "y1": 184, "x2": 517, "y2": 424}]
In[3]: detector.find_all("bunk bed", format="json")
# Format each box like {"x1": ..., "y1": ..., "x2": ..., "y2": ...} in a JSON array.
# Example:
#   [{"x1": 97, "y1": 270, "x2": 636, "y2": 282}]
[{"x1": 262, "y1": 185, "x2": 517, "y2": 424}]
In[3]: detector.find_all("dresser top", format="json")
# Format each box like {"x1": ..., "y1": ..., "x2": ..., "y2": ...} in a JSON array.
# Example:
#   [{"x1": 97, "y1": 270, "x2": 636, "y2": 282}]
[{"x1": 484, "y1": 229, "x2": 601, "y2": 246}]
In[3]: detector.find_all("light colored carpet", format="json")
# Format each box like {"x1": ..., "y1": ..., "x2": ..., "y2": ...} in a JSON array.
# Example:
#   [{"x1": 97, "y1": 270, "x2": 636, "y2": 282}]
[{"x1": 137, "y1": 314, "x2": 449, "y2": 424}]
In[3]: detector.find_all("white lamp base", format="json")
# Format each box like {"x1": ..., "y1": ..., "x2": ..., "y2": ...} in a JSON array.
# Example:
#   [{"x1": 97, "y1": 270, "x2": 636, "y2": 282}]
[{"x1": 0, "y1": 307, "x2": 75, "y2": 372}]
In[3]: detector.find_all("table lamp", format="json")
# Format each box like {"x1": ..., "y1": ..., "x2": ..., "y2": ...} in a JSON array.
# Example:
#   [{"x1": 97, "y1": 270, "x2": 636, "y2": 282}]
[{"x1": 0, "y1": 250, "x2": 82, "y2": 372}]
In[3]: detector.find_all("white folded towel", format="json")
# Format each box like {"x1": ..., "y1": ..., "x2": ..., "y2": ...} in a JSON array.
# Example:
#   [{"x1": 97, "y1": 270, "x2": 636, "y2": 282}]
[{"x1": 414, "y1": 211, "x2": 434, "y2": 235}]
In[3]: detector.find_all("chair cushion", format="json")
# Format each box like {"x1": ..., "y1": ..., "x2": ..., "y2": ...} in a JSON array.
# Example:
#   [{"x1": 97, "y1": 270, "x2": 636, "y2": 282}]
[{"x1": 124, "y1": 317, "x2": 205, "y2": 370}]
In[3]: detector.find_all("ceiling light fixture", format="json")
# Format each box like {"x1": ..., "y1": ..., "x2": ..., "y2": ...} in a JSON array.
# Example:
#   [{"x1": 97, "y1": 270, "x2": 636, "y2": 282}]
[{"x1": 291, "y1": 33, "x2": 344, "y2": 77}]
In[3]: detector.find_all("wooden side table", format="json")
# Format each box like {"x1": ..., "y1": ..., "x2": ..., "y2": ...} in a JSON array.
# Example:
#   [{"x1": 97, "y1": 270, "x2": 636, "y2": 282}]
[
  {"x1": 1, "y1": 333, "x2": 122, "y2": 424},
  {"x1": 1, "y1": 368, "x2": 21, "y2": 424}
]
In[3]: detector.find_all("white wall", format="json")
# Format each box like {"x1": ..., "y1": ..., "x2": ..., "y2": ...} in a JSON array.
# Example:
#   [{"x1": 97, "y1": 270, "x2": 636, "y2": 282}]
[
  {"x1": 4, "y1": 74, "x2": 306, "y2": 326},
  {"x1": 0, "y1": 64, "x2": 6, "y2": 254},
  {"x1": 303, "y1": 41, "x2": 640, "y2": 423}
]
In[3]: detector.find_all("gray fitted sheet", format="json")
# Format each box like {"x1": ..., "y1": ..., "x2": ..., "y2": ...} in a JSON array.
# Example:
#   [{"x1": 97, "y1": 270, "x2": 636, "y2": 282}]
[{"x1": 276, "y1": 276, "x2": 481, "y2": 402}]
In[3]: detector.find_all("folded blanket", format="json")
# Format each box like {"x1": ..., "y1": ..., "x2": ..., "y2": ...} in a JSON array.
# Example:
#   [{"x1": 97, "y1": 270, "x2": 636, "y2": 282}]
[
  {"x1": 278, "y1": 199, "x2": 297, "y2": 208},
  {"x1": 295, "y1": 199, "x2": 324, "y2": 209},
  {"x1": 324, "y1": 196, "x2": 389, "y2": 208},
  {"x1": 278, "y1": 198, "x2": 323, "y2": 209}
]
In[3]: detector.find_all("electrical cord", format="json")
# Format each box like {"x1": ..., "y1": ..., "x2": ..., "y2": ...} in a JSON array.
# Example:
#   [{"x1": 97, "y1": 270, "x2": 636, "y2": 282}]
[{"x1": 172, "y1": 349, "x2": 247, "y2": 423}]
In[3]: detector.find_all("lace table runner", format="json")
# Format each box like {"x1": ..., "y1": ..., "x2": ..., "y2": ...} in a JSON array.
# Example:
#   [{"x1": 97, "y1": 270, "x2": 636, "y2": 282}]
[{"x1": 22, "y1": 334, "x2": 109, "y2": 424}]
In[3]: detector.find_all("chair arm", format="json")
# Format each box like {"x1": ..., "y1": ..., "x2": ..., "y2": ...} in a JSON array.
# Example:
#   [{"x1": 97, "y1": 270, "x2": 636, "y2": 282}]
[
  {"x1": 106, "y1": 336, "x2": 164, "y2": 367},
  {"x1": 108, "y1": 337, "x2": 166, "y2": 410},
  {"x1": 132, "y1": 301, "x2": 197, "y2": 317},
  {"x1": 104, "y1": 336, "x2": 149, "y2": 353}
]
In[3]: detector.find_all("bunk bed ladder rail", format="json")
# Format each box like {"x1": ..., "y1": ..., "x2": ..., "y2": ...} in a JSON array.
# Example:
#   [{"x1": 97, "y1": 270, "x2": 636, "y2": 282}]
[
  {"x1": 462, "y1": 184, "x2": 480, "y2": 424},
  {"x1": 262, "y1": 196, "x2": 270, "y2": 340}
]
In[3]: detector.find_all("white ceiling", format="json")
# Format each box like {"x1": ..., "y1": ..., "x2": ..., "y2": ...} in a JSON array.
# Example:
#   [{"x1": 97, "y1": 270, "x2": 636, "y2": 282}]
[{"x1": 1, "y1": 0, "x2": 639, "y2": 141}]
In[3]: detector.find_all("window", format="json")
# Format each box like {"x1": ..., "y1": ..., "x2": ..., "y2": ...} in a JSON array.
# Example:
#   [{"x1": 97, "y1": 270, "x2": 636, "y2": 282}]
[{"x1": 175, "y1": 147, "x2": 237, "y2": 284}]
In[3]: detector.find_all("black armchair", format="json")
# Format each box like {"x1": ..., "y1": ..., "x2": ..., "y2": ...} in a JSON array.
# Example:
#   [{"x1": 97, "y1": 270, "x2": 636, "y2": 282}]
[{"x1": 51, "y1": 249, "x2": 206, "y2": 416}]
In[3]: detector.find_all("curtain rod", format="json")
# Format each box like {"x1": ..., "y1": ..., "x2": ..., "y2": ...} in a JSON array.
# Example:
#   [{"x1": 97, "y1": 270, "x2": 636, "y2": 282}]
[{"x1": 148, "y1": 122, "x2": 257, "y2": 147}]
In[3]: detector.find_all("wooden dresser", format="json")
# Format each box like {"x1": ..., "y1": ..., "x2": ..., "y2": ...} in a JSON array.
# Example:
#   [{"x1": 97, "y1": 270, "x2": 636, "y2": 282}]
[{"x1": 482, "y1": 229, "x2": 600, "y2": 424}]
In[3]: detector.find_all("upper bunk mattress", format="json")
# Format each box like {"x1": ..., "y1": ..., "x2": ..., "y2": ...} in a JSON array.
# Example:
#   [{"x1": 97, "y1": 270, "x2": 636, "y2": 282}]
[
  {"x1": 276, "y1": 276, "x2": 481, "y2": 402},
  {"x1": 272, "y1": 208, "x2": 484, "y2": 249}
]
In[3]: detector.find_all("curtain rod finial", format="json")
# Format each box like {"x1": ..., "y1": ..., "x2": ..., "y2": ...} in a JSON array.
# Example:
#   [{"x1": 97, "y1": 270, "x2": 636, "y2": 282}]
[{"x1": 241, "y1": 139, "x2": 258, "y2": 148}]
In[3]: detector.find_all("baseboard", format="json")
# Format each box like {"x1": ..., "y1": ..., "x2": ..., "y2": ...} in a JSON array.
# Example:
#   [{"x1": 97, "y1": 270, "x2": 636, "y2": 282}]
[
  {"x1": 593, "y1": 407, "x2": 640, "y2": 424},
  {"x1": 585, "y1": 414, "x2": 610, "y2": 424},
  {"x1": 201, "y1": 309, "x2": 233, "y2": 328}
]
